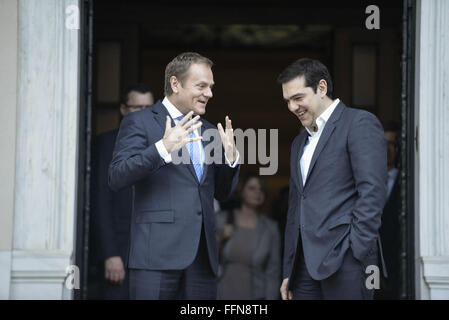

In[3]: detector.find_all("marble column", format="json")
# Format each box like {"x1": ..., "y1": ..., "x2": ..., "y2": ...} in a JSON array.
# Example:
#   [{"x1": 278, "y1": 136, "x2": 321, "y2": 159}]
[
  {"x1": 10, "y1": 0, "x2": 80, "y2": 299},
  {"x1": 417, "y1": 0, "x2": 449, "y2": 300},
  {"x1": 0, "y1": 0, "x2": 18, "y2": 300}
]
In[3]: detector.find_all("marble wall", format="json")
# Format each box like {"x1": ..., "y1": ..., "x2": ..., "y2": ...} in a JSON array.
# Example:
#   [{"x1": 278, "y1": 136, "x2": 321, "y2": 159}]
[
  {"x1": 417, "y1": 0, "x2": 449, "y2": 300},
  {"x1": 9, "y1": 0, "x2": 80, "y2": 299},
  {"x1": 0, "y1": 0, "x2": 18, "y2": 300}
]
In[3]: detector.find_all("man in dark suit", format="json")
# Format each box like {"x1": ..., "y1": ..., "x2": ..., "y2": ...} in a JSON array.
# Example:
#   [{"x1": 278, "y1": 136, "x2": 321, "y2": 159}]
[
  {"x1": 108, "y1": 52, "x2": 240, "y2": 300},
  {"x1": 89, "y1": 83, "x2": 154, "y2": 299},
  {"x1": 375, "y1": 121, "x2": 402, "y2": 299},
  {"x1": 278, "y1": 58, "x2": 387, "y2": 300}
]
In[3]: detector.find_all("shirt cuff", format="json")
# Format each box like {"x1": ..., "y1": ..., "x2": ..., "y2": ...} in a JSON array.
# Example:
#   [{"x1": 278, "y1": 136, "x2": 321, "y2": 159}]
[
  {"x1": 225, "y1": 150, "x2": 240, "y2": 168},
  {"x1": 155, "y1": 139, "x2": 172, "y2": 163}
]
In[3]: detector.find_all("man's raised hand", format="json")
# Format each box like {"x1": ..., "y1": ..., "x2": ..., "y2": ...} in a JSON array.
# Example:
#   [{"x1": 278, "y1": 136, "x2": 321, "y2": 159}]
[
  {"x1": 217, "y1": 116, "x2": 237, "y2": 164},
  {"x1": 162, "y1": 111, "x2": 202, "y2": 153}
]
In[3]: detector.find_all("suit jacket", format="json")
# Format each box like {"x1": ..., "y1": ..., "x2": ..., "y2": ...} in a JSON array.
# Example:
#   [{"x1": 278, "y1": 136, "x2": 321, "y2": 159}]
[
  {"x1": 216, "y1": 211, "x2": 282, "y2": 300},
  {"x1": 90, "y1": 129, "x2": 132, "y2": 265},
  {"x1": 283, "y1": 101, "x2": 388, "y2": 282},
  {"x1": 108, "y1": 100, "x2": 240, "y2": 275}
]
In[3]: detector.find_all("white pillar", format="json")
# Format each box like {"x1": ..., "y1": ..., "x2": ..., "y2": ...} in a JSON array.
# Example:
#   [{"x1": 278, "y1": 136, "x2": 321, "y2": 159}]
[
  {"x1": 0, "y1": 0, "x2": 18, "y2": 300},
  {"x1": 10, "y1": 0, "x2": 80, "y2": 299},
  {"x1": 416, "y1": 0, "x2": 449, "y2": 300}
]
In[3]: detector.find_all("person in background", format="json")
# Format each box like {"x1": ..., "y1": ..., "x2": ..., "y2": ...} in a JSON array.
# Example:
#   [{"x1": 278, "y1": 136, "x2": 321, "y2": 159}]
[
  {"x1": 271, "y1": 185, "x2": 289, "y2": 256},
  {"x1": 216, "y1": 173, "x2": 282, "y2": 300},
  {"x1": 89, "y1": 83, "x2": 154, "y2": 299},
  {"x1": 376, "y1": 120, "x2": 402, "y2": 300}
]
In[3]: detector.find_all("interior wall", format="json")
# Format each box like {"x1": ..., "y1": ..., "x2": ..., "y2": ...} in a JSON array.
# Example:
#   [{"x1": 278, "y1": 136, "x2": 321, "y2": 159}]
[{"x1": 333, "y1": 26, "x2": 402, "y2": 122}]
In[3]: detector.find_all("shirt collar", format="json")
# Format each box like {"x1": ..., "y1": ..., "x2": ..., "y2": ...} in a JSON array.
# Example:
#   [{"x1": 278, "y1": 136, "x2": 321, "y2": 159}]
[
  {"x1": 305, "y1": 98, "x2": 340, "y2": 137},
  {"x1": 162, "y1": 96, "x2": 184, "y2": 120}
]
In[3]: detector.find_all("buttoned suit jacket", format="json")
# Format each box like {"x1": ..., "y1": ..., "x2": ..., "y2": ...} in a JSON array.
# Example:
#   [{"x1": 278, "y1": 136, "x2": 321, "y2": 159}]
[
  {"x1": 283, "y1": 101, "x2": 388, "y2": 283},
  {"x1": 108, "y1": 100, "x2": 240, "y2": 276}
]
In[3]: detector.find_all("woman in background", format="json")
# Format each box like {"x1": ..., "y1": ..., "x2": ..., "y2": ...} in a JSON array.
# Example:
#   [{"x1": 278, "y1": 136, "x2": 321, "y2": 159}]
[{"x1": 216, "y1": 173, "x2": 282, "y2": 300}]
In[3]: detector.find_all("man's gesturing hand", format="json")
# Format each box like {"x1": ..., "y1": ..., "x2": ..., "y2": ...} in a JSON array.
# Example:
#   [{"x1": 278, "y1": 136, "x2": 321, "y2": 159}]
[
  {"x1": 217, "y1": 116, "x2": 237, "y2": 164},
  {"x1": 162, "y1": 111, "x2": 203, "y2": 153}
]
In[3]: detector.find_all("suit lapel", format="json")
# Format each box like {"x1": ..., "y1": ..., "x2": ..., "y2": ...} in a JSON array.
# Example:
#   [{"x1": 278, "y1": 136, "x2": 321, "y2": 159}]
[
  {"x1": 294, "y1": 132, "x2": 308, "y2": 192},
  {"x1": 152, "y1": 101, "x2": 171, "y2": 135},
  {"x1": 304, "y1": 102, "x2": 345, "y2": 188}
]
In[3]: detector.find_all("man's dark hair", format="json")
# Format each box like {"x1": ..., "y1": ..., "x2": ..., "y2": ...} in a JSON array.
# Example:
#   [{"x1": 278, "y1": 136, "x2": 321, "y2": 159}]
[
  {"x1": 277, "y1": 58, "x2": 333, "y2": 98},
  {"x1": 164, "y1": 52, "x2": 214, "y2": 96},
  {"x1": 121, "y1": 83, "x2": 153, "y2": 105}
]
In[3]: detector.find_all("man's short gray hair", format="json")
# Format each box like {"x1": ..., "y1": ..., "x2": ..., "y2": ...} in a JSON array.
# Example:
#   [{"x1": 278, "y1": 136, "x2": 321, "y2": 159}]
[{"x1": 164, "y1": 52, "x2": 214, "y2": 96}]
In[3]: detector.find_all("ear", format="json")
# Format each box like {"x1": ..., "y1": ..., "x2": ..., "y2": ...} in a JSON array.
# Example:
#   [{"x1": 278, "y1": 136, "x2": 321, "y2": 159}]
[
  {"x1": 120, "y1": 104, "x2": 128, "y2": 117},
  {"x1": 170, "y1": 76, "x2": 180, "y2": 94},
  {"x1": 318, "y1": 79, "x2": 328, "y2": 98}
]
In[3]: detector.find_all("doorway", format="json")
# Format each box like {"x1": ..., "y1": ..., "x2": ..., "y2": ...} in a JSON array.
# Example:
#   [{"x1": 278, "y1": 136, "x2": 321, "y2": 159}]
[{"x1": 76, "y1": 0, "x2": 415, "y2": 299}]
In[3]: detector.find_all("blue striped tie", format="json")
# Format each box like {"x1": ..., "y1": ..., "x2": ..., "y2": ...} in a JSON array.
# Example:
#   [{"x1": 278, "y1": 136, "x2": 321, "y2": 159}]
[{"x1": 176, "y1": 116, "x2": 203, "y2": 181}]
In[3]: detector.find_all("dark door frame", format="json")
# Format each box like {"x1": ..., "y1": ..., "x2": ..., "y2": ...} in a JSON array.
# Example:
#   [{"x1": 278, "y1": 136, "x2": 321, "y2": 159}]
[
  {"x1": 400, "y1": 0, "x2": 416, "y2": 300},
  {"x1": 75, "y1": 0, "x2": 93, "y2": 300}
]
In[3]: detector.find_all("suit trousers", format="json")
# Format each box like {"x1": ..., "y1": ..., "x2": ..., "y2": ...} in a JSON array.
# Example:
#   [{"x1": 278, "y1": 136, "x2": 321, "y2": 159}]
[
  {"x1": 290, "y1": 237, "x2": 377, "y2": 300},
  {"x1": 129, "y1": 224, "x2": 217, "y2": 300}
]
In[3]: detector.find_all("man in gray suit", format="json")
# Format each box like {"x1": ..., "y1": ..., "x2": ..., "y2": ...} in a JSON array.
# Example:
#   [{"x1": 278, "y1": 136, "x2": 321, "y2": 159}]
[
  {"x1": 109, "y1": 52, "x2": 240, "y2": 299},
  {"x1": 278, "y1": 58, "x2": 387, "y2": 300}
]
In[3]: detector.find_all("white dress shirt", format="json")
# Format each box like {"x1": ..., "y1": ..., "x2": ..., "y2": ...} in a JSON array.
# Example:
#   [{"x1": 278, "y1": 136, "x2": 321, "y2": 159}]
[
  {"x1": 155, "y1": 97, "x2": 239, "y2": 167},
  {"x1": 300, "y1": 98, "x2": 340, "y2": 185}
]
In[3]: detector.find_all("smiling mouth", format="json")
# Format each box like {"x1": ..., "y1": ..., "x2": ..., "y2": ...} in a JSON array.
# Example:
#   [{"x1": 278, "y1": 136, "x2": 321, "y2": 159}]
[{"x1": 298, "y1": 110, "x2": 307, "y2": 118}]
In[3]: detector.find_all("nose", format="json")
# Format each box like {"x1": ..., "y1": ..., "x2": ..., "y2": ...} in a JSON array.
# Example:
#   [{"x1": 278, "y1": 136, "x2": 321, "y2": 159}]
[
  {"x1": 204, "y1": 87, "x2": 213, "y2": 98},
  {"x1": 288, "y1": 101, "x2": 299, "y2": 113}
]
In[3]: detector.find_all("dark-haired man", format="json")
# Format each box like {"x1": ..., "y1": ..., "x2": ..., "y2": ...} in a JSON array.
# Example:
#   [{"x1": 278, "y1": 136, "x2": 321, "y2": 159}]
[
  {"x1": 109, "y1": 52, "x2": 240, "y2": 300},
  {"x1": 90, "y1": 83, "x2": 154, "y2": 299},
  {"x1": 278, "y1": 58, "x2": 387, "y2": 300}
]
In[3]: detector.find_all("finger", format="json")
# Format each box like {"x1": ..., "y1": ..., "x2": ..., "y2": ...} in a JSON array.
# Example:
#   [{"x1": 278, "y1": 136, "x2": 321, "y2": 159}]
[
  {"x1": 186, "y1": 136, "x2": 203, "y2": 143},
  {"x1": 183, "y1": 115, "x2": 200, "y2": 130},
  {"x1": 288, "y1": 290, "x2": 293, "y2": 300},
  {"x1": 178, "y1": 111, "x2": 194, "y2": 126},
  {"x1": 115, "y1": 273, "x2": 121, "y2": 284},
  {"x1": 280, "y1": 288, "x2": 287, "y2": 300},
  {"x1": 187, "y1": 122, "x2": 202, "y2": 135},
  {"x1": 217, "y1": 123, "x2": 226, "y2": 140},
  {"x1": 225, "y1": 116, "x2": 233, "y2": 130},
  {"x1": 165, "y1": 116, "x2": 171, "y2": 132}
]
